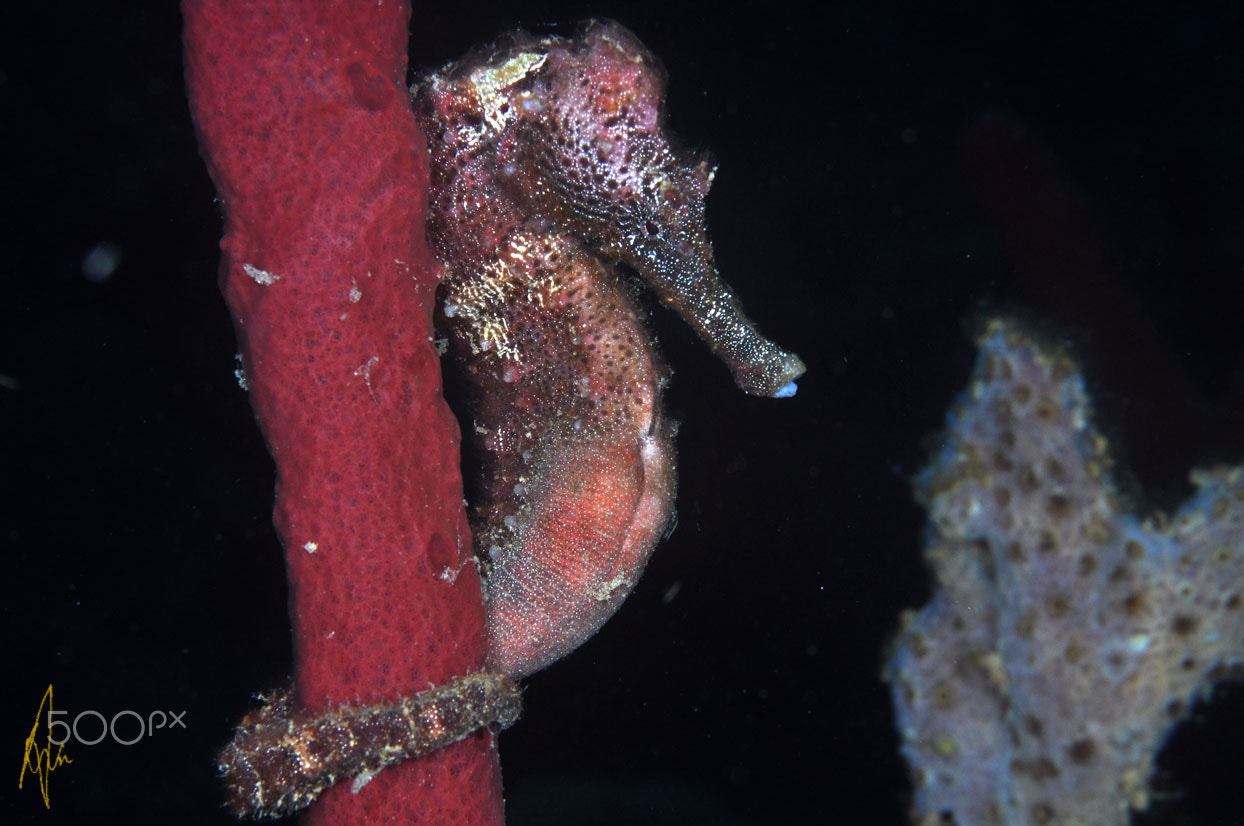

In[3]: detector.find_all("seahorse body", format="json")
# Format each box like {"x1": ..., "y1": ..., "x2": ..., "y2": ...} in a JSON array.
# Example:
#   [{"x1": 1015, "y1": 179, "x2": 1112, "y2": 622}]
[{"x1": 415, "y1": 20, "x2": 805, "y2": 677}]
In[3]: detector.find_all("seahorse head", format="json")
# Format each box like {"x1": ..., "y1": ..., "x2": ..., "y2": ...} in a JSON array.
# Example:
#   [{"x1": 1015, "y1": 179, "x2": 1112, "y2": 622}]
[{"x1": 510, "y1": 21, "x2": 805, "y2": 397}]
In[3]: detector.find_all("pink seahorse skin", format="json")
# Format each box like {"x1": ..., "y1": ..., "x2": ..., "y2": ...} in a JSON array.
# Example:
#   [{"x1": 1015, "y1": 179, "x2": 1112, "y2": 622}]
[{"x1": 183, "y1": 2, "x2": 504, "y2": 823}]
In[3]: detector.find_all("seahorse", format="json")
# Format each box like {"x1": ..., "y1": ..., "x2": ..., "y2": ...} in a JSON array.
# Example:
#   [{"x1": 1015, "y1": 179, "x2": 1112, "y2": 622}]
[{"x1": 414, "y1": 19, "x2": 806, "y2": 679}]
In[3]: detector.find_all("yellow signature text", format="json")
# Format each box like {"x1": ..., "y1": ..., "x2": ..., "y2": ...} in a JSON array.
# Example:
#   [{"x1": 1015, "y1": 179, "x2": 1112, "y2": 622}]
[{"x1": 18, "y1": 684, "x2": 72, "y2": 809}]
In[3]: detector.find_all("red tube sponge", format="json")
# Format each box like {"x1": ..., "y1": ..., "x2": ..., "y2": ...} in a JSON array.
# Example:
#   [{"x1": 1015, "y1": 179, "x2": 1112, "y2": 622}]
[{"x1": 183, "y1": 1, "x2": 504, "y2": 822}]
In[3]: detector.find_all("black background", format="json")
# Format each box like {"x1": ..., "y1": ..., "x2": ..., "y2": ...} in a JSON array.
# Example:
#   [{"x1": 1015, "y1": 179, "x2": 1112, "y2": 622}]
[{"x1": 5, "y1": 1, "x2": 1244, "y2": 824}]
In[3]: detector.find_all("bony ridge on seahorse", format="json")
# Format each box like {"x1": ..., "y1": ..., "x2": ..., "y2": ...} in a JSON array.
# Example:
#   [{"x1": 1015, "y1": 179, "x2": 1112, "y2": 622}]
[{"x1": 414, "y1": 18, "x2": 807, "y2": 678}]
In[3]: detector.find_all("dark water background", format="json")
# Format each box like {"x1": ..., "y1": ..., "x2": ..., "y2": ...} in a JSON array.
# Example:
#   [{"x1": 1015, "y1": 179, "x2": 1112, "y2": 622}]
[{"x1": 4, "y1": 1, "x2": 1244, "y2": 823}]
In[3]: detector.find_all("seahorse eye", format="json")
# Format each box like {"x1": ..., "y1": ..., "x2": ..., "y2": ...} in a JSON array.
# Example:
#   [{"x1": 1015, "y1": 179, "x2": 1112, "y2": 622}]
[{"x1": 643, "y1": 219, "x2": 660, "y2": 237}]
